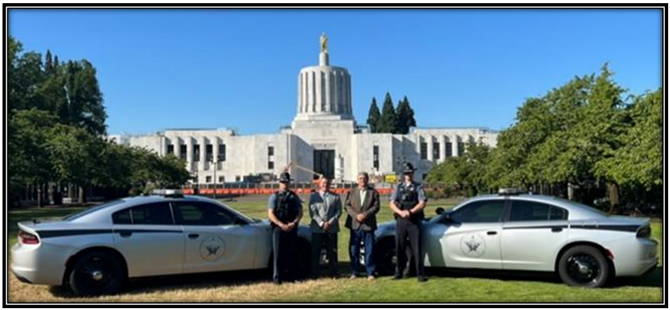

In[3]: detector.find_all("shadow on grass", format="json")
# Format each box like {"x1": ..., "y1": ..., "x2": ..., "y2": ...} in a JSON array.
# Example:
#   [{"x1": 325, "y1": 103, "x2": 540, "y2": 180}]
[
  {"x1": 427, "y1": 265, "x2": 663, "y2": 289},
  {"x1": 49, "y1": 269, "x2": 275, "y2": 298}
]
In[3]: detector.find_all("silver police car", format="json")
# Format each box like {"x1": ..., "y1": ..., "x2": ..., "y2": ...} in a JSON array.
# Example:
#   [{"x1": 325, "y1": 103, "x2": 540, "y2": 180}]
[
  {"x1": 373, "y1": 189, "x2": 658, "y2": 287},
  {"x1": 11, "y1": 191, "x2": 312, "y2": 296}
]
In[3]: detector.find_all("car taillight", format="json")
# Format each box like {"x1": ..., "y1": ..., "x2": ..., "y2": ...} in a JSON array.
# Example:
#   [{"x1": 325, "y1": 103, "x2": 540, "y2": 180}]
[
  {"x1": 18, "y1": 230, "x2": 39, "y2": 245},
  {"x1": 636, "y1": 226, "x2": 651, "y2": 239}
]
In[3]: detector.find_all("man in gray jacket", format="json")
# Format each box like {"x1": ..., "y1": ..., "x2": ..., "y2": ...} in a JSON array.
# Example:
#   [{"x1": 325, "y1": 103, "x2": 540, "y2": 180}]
[
  {"x1": 309, "y1": 176, "x2": 342, "y2": 278},
  {"x1": 345, "y1": 172, "x2": 380, "y2": 280}
]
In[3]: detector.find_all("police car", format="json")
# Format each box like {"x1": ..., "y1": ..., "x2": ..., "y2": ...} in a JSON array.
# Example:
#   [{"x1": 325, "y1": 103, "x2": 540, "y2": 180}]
[
  {"x1": 373, "y1": 189, "x2": 658, "y2": 288},
  {"x1": 11, "y1": 191, "x2": 313, "y2": 296}
]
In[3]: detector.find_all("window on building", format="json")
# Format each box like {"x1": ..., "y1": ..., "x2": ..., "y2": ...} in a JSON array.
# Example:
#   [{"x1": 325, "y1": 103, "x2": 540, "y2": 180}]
[
  {"x1": 193, "y1": 144, "x2": 200, "y2": 162},
  {"x1": 373, "y1": 145, "x2": 379, "y2": 170},
  {"x1": 218, "y1": 176, "x2": 225, "y2": 183},
  {"x1": 420, "y1": 142, "x2": 428, "y2": 160},
  {"x1": 445, "y1": 142, "x2": 453, "y2": 157},
  {"x1": 206, "y1": 144, "x2": 213, "y2": 162},
  {"x1": 457, "y1": 142, "x2": 465, "y2": 156},
  {"x1": 433, "y1": 142, "x2": 440, "y2": 160},
  {"x1": 268, "y1": 146, "x2": 275, "y2": 170},
  {"x1": 218, "y1": 144, "x2": 226, "y2": 162},
  {"x1": 167, "y1": 144, "x2": 174, "y2": 155},
  {"x1": 180, "y1": 145, "x2": 187, "y2": 160},
  {"x1": 235, "y1": 176, "x2": 241, "y2": 182},
  {"x1": 206, "y1": 176, "x2": 212, "y2": 183}
]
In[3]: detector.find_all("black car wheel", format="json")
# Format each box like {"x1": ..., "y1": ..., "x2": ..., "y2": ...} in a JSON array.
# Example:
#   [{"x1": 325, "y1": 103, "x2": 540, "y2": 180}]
[
  {"x1": 558, "y1": 245, "x2": 610, "y2": 288},
  {"x1": 68, "y1": 251, "x2": 125, "y2": 296}
]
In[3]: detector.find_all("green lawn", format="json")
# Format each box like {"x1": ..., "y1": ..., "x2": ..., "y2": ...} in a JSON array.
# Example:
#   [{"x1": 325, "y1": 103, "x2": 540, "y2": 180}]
[{"x1": 7, "y1": 196, "x2": 663, "y2": 303}]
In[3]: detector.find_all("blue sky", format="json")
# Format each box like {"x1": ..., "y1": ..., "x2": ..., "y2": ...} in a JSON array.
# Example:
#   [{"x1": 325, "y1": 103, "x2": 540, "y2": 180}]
[{"x1": 9, "y1": 9, "x2": 662, "y2": 135}]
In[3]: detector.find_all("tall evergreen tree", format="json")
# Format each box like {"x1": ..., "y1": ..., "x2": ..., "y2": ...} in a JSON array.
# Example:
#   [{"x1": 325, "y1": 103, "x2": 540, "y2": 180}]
[
  {"x1": 366, "y1": 97, "x2": 381, "y2": 133},
  {"x1": 377, "y1": 92, "x2": 397, "y2": 133},
  {"x1": 396, "y1": 96, "x2": 417, "y2": 134}
]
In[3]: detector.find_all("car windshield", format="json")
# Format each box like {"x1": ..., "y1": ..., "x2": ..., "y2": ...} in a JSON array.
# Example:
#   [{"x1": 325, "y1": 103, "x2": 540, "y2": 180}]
[{"x1": 63, "y1": 199, "x2": 125, "y2": 221}]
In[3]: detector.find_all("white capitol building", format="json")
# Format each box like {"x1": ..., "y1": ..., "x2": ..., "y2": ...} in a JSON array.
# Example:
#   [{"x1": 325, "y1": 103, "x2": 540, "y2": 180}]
[{"x1": 111, "y1": 35, "x2": 499, "y2": 184}]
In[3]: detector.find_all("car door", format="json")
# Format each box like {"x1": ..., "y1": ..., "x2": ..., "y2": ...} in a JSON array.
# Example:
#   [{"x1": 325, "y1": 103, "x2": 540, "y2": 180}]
[
  {"x1": 501, "y1": 199, "x2": 569, "y2": 271},
  {"x1": 173, "y1": 200, "x2": 259, "y2": 274},
  {"x1": 437, "y1": 199, "x2": 507, "y2": 270},
  {"x1": 112, "y1": 202, "x2": 185, "y2": 278}
]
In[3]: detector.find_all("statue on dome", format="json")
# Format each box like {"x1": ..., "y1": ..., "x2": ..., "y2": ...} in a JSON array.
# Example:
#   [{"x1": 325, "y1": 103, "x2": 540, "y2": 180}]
[{"x1": 320, "y1": 33, "x2": 328, "y2": 53}]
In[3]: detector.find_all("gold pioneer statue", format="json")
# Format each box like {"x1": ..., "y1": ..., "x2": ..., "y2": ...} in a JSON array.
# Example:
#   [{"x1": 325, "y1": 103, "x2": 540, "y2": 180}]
[{"x1": 320, "y1": 33, "x2": 328, "y2": 53}]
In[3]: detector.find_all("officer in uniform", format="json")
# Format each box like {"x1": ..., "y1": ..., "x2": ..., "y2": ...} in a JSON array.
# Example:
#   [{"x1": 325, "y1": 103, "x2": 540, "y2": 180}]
[
  {"x1": 389, "y1": 162, "x2": 428, "y2": 282},
  {"x1": 267, "y1": 172, "x2": 303, "y2": 285}
]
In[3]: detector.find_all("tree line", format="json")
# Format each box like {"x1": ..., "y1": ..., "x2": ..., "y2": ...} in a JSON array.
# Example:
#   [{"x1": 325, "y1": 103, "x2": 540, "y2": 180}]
[
  {"x1": 8, "y1": 36, "x2": 190, "y2": 207},
  {"x1": 366, "y1": 92, "x2": 417, "y2": 134},
  {"x1": 426, "y1": 64, "x2": 662, "y2": 212}
]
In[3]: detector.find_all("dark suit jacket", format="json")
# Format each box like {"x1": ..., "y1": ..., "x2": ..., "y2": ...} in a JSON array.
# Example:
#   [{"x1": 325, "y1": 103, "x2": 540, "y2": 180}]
[{"x1": 345, "y1": 186, "x2": 380, "y2": 231}]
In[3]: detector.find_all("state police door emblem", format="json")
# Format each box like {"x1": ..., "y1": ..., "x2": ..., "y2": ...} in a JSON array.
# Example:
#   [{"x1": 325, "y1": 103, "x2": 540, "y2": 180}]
[
  {"x1": 199, "y1": 236, "x2": 225, "y2": 261},
  {"x1": 460, "y1": 234, "x2": 486, "y2": 257}
]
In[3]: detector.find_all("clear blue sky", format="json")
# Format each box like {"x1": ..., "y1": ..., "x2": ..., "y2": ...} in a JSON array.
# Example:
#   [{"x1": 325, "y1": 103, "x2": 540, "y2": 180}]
[{"x1": 9, "y1": 9, "x2": 662, "y2": 135}]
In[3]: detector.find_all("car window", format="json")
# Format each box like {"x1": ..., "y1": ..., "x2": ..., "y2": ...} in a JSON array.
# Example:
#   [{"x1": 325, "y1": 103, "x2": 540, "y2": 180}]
[
  {"x1": 112, "y1": 202, "x2": 174, "y2": 225},
  {"x1": 510, "y1": 200, "x2": 568, "y2": 221},
  {"x1": 173, "y1": 201, "x2": 236, "y2": 226},
  {"x1": 452, "y1": 200, "x2": 506, "y2": 223},
  {"x1": 65, "y1": 199, "x2": 125, "y2": 221}
]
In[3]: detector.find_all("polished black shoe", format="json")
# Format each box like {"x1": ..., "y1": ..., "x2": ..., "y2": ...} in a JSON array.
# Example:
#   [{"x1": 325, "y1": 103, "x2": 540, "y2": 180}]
[
  {"x1": 418, "y1": 276, "x2": 428, "y2": 283},
  {"x1": 273, "y1": 279, "x2": 282, "y2": 285},
  {"x1": 393, "y1": 274, "x2": 402, "y2": 280}
]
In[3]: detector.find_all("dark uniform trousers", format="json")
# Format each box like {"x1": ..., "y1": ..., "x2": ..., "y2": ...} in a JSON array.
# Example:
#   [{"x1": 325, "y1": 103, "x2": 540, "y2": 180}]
[
  {"x1": 311, "y1": 232, "x2": 338, "y2": 277},
  {"x1": 395, "y1": 217, "x2": 425, "y2": 277},
  {"x1": 272, "y1": 226, "x2": 297, "y2": 281}
]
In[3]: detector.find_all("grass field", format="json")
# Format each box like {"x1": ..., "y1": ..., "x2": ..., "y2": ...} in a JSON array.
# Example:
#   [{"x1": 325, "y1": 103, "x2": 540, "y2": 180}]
[{"x1": 6, "y1": 195, "x2": 664, "y2": 303}]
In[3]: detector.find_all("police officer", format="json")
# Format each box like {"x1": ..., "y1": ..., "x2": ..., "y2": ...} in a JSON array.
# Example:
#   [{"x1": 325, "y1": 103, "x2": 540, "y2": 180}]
[
  {"x1": 267, "y1": 172, "x2": 303, "y2": 285},
  {"x1": 389, "y1": 162, "x2": 428, "y2": 282}
]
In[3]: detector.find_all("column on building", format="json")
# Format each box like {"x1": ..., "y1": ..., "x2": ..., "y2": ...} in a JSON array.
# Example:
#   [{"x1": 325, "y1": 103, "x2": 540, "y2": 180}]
[
  {"x1": 161, "y1": 136, "x2": 168, "y2": 156},
  {"x1": 198, "y1": 136, "x2": 206, "y2": 173},
  {"x1": 452, "y1": 135, "x2": 459, "y2": 157},
  {"x1": 438, "y1": 135, "x2": 446, "y2": 163},
  {"x1": 213, "y1": 136, "x2": 220, "y2": 172},
  {"x1": 186, "y1": 137, "x2": 194, "y2": 173}
]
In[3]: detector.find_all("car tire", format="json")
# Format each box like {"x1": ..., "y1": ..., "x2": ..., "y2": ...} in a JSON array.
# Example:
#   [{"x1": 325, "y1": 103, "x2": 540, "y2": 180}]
[
  {"x1": 68, "y1": 251, "x2": 125, "y2": 296},
  {"x1": 374, "y1": 238, "x2": 396, "y2": 276},
  {"x1": 558, "y1": 245, "x2": 610, "y2": 288}
]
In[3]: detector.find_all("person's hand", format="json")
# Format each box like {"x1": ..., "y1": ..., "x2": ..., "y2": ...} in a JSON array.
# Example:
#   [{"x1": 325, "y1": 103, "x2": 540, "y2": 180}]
[
  {"x1": 280, "y1": 223, "x2": 289, "y2": 231},
  {"x1": 287, "y1": 222, "x2": 296, "y2": 231},
  {"x1": 323, "y1": 222, "x2": 331, "y2": 231},
  {"x1": 356, "y1": 213, "x2": 366, "y2": 223},
  {"x1": 402, "y1": 210, "x2": 411, "y2": 219}
]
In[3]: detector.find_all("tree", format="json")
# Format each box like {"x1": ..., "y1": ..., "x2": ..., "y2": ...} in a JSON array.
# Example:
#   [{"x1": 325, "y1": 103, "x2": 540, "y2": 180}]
[
  {"x1": 9, "y1": 109, "x2": 58, "y2": 207},
  {"x1": 62, "y1": 60, "x2": 107, "y2": 136},
  {"x1": 396, "y1": 96, "x2": 417, "y2": 134},
  {"x1": 47, "y1": 124, "x2": 103, "y2": 203},
  {"x1": 377, "y1": 92, "x2": 397, "y2": 133},
  {"x1": 366, "y1": 97, "x2": 381, "y2": 133}
]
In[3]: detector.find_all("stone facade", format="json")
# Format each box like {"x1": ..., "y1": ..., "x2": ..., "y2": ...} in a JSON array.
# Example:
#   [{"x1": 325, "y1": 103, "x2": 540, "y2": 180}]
[{"x1": 111, "y1": 38, "x2": 498, "y2": 184}]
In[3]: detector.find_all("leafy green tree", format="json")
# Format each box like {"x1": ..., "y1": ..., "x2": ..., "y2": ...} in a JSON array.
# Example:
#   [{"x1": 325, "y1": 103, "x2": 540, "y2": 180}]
[
  {"x1": 396, "y1": 96, "x2": 417, "y2": 134},
  {"x1": 9, "y1": 109, "x2": 58, "y2": 207},
  {"x1": 366, "y1": 97, "x2": 381, "y2": 133},
  {"x1": 377, "y1": 92, "x2": 397, "y2": 133},
  {"x1": 62, "y1": 60, "x2": 107, "y2": 136},
  {"x1": 595, "y1": 89, "x2": 662, "y2": 197}
]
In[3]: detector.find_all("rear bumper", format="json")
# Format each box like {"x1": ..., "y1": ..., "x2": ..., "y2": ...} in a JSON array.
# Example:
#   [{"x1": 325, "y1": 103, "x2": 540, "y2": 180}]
[
  {"x1": 11, "y1": 243, "x2": 66, "y2": 285},
  {"x1": 611, "y1": 238, "x2": 658, "y2": 277}
]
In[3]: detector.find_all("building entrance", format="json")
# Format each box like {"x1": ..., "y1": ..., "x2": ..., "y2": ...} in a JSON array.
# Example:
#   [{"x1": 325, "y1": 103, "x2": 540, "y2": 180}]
[{"x1": 313, "y1": 150, "x2": 335, "y2": 180}]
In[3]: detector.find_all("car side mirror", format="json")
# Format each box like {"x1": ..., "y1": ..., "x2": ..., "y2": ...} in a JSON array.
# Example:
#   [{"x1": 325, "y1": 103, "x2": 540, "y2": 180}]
[{"x1": 436, "y1": 207, "x2": 445, "y2": 215}]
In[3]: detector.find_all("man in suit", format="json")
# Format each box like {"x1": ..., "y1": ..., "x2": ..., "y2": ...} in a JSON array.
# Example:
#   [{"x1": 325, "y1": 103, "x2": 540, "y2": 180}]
[
  {"x1": 345, "y1": 172, "x2": 381, "y2": 281},
  {"x1": 309, "y1": 176, "x2": 342, "y2": 278}
]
